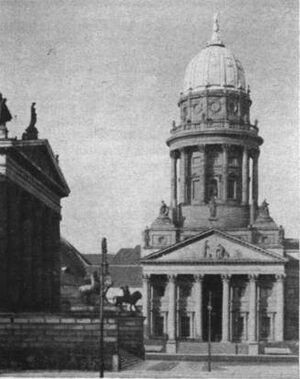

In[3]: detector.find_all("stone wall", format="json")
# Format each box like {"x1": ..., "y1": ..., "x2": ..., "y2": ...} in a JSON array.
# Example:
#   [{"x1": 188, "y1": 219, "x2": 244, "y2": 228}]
[
  {"x1": 0, "y1": 180, "x2": 61, "y2": 312},
  {"x1": 0, "y1": 312, "x2": 144, "y2": 370}
]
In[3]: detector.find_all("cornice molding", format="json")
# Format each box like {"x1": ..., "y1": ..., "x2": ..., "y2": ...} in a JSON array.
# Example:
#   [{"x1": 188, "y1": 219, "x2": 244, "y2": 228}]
[{"x1": 5, "y1": 156, "x2": 61, "y2": 213}]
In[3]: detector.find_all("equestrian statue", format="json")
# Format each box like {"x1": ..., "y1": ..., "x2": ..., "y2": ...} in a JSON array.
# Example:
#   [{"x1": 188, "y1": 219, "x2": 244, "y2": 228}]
[{"x1": 114, "y1": 285, "x2": 142, "y2": 312}]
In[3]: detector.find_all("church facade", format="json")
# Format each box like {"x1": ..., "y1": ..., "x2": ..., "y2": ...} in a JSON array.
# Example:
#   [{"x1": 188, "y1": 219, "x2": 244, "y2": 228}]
[{"x1": 140, "y1": 18, "x2": 298, "y2": 354}]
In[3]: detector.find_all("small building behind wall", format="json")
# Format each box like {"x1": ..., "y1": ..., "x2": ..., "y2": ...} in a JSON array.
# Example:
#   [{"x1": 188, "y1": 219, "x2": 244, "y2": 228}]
[{"x1": 0, "y1": 101, "x2": 70, "y2": 312}]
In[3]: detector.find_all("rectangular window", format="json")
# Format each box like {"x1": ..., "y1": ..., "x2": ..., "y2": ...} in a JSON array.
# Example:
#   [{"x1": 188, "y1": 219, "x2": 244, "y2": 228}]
[
  {"x1": 180, "y1": 315, "x2": 190, "y2": 338},
  {"x1": 154, "y1": 315, "x2": 164, "y2": 336}
]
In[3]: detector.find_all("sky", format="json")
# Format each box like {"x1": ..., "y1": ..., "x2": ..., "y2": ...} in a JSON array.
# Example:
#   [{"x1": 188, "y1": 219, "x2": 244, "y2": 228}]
[{"x1": 0, "y1": 0, "x2": 298, "y2": 254}]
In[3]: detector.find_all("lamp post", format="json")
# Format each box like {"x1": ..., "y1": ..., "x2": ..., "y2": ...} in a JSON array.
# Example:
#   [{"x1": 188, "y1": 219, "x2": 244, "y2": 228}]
[
  {"x1": 99, "y1": 237, "x2": 112, "y2": 378},
  {"x1": 207, "y1": 291, "x2": 212, "y2": 372}
]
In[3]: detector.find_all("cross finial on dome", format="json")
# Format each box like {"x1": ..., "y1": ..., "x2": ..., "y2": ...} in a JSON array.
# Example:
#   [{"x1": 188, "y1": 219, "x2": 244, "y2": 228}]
[{"x1": 208, "y1": 12, "x2": 224, "y2": 46}]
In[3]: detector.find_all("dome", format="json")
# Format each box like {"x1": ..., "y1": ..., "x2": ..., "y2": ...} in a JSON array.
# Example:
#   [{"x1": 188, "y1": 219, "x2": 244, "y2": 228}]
[{"x1": 183, "y1": 16, "x2": 246, "y2": 94}]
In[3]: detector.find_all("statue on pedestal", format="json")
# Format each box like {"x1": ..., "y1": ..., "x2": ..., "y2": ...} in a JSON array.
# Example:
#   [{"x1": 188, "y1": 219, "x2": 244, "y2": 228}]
[
  {"x1": 22, "y1": 102, "x2": 38, "y2": 140},
  {"x1": 0, "y1": 93, "x2": 12, "y2": 139},
  {"x1": 159, "y1": 200, "x2": 169, "y2": 218},
  {"x1": 143, "y1": 226, "x2": 150, "y2": 248},
  {"x1": 259, "y1": 199, "x2": 270, "y2": 217}
]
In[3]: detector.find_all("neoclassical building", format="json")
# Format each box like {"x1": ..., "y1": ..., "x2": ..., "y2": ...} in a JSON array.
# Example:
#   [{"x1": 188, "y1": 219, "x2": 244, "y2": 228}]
[
  {"x1": 0, "y1": 100, "x2": 70, "y2": 312},
  {"x1": 140, "y1": 18, "x2": 298, "y2": 354}
]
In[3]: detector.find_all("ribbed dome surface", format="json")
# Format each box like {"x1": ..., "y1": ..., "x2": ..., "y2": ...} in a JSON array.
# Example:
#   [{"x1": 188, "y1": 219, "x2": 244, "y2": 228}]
[{"x1": 183, "y1": 44, "x2": 246, "y2": 94}]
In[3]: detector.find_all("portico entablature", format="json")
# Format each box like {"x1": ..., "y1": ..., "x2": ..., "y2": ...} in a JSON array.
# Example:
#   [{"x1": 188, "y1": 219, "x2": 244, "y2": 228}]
[{"x1": 142, "y1": 263, "x2": 285, "y2": 277}]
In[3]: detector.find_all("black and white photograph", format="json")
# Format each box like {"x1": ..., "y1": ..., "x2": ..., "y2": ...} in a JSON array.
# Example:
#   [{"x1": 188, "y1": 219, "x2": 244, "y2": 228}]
[{"x1": 0, "y1": 1, "x2": 298, "y2": 378}]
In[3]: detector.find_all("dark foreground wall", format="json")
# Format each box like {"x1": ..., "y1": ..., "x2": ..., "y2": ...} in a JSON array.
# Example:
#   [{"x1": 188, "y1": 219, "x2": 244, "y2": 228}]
[{"x1": 0, "y1": 312, "x2": 144, "y2": 371}]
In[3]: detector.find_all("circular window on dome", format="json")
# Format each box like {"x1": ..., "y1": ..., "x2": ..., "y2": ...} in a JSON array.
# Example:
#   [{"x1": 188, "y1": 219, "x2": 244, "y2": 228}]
[
  {"x1": 210, "y1": 101, "x2": 221, "y2": 113},
  {"x1": 193, "y1": 102, "x2": 203, "y2": 114}
]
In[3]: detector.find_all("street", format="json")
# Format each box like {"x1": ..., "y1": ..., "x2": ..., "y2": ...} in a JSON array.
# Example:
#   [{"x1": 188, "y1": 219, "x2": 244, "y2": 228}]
[{"x1": 0, "y1": 360, "x2": 298, "y2": 379}]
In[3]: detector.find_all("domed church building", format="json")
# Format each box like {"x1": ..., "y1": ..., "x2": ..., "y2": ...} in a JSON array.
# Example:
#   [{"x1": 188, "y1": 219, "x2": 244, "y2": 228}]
[{"x1": 140, "y1": 16, "x2": 298, "y2": 354}]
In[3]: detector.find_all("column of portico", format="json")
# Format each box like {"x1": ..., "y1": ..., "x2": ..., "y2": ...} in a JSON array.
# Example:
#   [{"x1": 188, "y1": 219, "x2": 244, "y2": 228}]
[
  {"x1": 194, "y1": 274, "x2": 204, "y2": 340},
  {"x1": 222, "y1": 274, "x2": 231, "y2": 342},
  {"x1": 222, "y1": 145, "x2": 229, "y2": 202},
  {"x1": 170, "y1": 151, "x2": 178, "y2": 209},
  {"x1": 142, "y1": 274, "x2": 151, "y2": 338},
  {"x1": 167, "y1": 274, "x2": 177, "y2": 353},
  {"x1": 179, "y1": 149, "x2": 188, "y2": 204},
  {"x1": 274, "y1": 274, "x2": 285, "y2": 341},
  {"x1": 248, "y1": 274, "x2": 258, "y2": 342},
  {"x1": 242, "y1": 146, "x2": 249, "y2": 204},
  {"x1": 198, "y1": 145, "x2": 206, "y2": 203},
  {"x1": 252, "y1": 150, "x2": 259, "y2": 206}
]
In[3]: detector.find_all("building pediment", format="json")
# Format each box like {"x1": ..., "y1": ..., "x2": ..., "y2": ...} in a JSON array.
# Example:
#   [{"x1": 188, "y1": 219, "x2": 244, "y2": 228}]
[
  {"x1": 0, "y1": 139, "x2": 70, "y2": 197},
  {"x1": 141, "y1": 229, "x2": 286, "y2": 264}
]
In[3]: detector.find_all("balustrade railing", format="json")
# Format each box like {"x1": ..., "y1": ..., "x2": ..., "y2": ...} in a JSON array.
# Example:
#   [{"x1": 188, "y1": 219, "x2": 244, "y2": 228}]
[{"x1": 170, "y1": 121, "x2": 258, "y2": 135}]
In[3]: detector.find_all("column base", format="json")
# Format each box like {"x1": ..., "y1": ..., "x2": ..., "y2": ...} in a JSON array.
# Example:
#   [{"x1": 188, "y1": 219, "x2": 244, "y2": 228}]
[
  {"x1": 166, "y1": 340, "x2": 177, "y2": 354},
  {"x1": 248, "y1": 342, "x2": 259, "y2": 355}
]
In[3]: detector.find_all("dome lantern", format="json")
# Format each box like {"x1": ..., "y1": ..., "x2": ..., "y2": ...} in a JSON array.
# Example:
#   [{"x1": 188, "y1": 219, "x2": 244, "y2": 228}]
[{"x1": 183, "y1": 15, "x2": 246, "y2": 94}]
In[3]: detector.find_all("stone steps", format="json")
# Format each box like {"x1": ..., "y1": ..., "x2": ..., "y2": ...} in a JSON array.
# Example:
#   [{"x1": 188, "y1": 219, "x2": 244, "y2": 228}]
[
  {"x1": 119, "y1": 348, "x2": 143, "y2": 370},
  {"x1": 178, "y1": 342, "x2": 247, "y2": 355}
]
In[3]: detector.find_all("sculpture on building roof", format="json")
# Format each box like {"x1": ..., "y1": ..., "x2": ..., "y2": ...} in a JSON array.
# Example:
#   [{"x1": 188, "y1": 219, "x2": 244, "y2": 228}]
[
  {"x1": 143, "y1": 226, "x2": 150, "y2": 248},
  {"x1": 159, "y1": 200, "x2": 169, "y2": 218},
  {"x1": 259, "y1": 199, "x2": 270, "y2": 217},
  {"x1": 0, "y1": 93, "x2": 12, "y2": 126},
  {"x1": 22, "y1": 102, "x2": 38, "y2": 140},
  {"x1": 278, "y1": 225, "x2": 285, "y2": 244}
]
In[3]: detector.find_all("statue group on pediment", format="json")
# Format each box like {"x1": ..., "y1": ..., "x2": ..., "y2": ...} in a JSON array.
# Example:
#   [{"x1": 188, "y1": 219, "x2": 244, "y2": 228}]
[{"x1": 202, "y1": 240, "x2": 230, "y2": 259}]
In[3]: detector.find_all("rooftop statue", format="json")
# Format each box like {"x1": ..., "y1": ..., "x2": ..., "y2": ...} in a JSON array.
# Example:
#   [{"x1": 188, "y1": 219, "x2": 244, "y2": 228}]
[
  {"x1": 159, "y1": 200, "x2": 169, "y2": 218},
  {"x1": 260, "y1": 199, "x2": 270, "y2": 217},
  {"x1": 22, "y1": 103, "x2": 38, "y2": 140},
  {"x1": 0, "y1": 94, "x2": 12, "y2": 127}
]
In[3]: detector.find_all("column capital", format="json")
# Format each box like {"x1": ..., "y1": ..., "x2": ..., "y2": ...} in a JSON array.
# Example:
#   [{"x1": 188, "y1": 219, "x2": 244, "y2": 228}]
[
  {"x1": 170, "y1": 150, "x2": 179, "y2": 159},
  {"x1": 222, "y1": 143, "x2": 231, "y2": 152},
  {"x1": 142, "y1": 274, "x2": 151, "y2": 281},
  {"x1": 198, "y1": 145, "x2": 206, "y2": 153},
  {"x1": 194, "y1": 274, "x2": 204, "y2": 282},
  {"x1": 251, "y1": 148, "x2": 260, "y2": 160},
  {"x1": 275, "y1": 273, "x2": 286, "y2": 281},
  {"x1": 221, "y1": 274, "x2": 231, "y2": 282},
  {"x1": 168, "y1": 274, "x2": 177, "y2": 283},
  {"x1": 248, "y1": 274, "x2": 259, "y2": 281}
]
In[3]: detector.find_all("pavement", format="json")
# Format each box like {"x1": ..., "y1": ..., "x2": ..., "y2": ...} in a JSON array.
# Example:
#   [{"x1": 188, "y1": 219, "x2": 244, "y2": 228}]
[{"x1": 0, "y1": 360, "x2": 298, "y2": 379}]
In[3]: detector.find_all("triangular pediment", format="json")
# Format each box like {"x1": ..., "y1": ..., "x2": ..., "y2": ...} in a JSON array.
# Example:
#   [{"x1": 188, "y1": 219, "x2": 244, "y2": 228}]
[
  {"x1": 142, "y1": 229, "x2": 286, "y2": 264},
  {"x1": 16, "y1": 140, "x2": 70, "y2": 196}
]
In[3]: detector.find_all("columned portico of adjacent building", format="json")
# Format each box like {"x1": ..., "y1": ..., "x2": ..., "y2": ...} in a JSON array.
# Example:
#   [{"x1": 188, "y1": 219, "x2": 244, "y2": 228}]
[
  {"x1": 141, "y1": 230, "x2": 287, "y2": 353},
  {"x1": 142, "y1": 269, "x2": 286, "y2": 347}
]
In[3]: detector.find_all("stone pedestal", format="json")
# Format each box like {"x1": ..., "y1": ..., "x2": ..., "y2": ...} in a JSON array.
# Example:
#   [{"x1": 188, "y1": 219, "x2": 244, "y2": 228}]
[
  {"x1": 166, "y1": 340, "x2": 177, "y2": 354},
  {"x1": 248, "y1": 343, "x2": 259, "y2": 355}
]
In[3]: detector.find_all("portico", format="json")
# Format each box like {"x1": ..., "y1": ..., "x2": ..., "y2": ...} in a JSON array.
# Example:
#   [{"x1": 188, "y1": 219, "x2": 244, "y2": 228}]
[{"x1": 141, "y1": 229, "x2": 286, "y2": 352}]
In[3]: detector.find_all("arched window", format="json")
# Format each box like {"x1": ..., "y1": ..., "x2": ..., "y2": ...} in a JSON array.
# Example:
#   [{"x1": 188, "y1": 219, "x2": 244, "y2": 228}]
[{"x1": 228, "y1": 175, "x2": 237, "y2": 199}]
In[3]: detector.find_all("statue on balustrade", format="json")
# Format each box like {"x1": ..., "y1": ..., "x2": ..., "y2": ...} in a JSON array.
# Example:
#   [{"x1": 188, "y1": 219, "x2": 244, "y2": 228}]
[
  {"x1": 78, "y1": 271, "x2": 111, "y2": 306},
  {"x1": 114, "y1": 285, "x2": 142, "y2": 312}
]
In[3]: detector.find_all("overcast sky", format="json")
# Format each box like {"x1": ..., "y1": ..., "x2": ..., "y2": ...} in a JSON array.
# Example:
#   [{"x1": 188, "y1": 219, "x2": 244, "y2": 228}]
[{"x1": 0, "y1": 0, "x2": 298, "y2": 254}]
